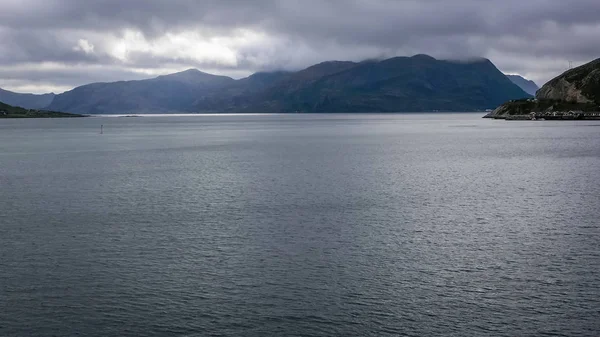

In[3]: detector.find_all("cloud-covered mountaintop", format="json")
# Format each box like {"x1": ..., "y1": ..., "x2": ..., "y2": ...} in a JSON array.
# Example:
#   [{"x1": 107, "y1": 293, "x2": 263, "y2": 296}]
[{"x1": 1, "y1": 0, "x2": 599, "y2": 93}]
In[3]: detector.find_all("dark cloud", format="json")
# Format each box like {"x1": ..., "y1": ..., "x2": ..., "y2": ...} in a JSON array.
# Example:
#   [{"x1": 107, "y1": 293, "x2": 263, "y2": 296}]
[
  {"x1": 0, "y1": 27, "x2": 109, "y2": 65},
  {"x1": 1, "y1": 0, "x2": 599, "y2": 93}
]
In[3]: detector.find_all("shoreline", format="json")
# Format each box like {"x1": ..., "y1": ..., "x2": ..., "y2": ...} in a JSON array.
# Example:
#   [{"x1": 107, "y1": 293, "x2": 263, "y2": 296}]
[
  {"x1": 0, "y1": 113, "x2": 87, "y2": 118},
  {"x1": 486, "y1": 112, "x2": 600, "y2": 121}
]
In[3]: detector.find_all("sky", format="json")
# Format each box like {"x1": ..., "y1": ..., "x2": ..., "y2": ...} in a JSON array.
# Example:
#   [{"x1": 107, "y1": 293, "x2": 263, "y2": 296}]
[{"x1": 1, "y1": 0, "x2": 599, "y2": 94}]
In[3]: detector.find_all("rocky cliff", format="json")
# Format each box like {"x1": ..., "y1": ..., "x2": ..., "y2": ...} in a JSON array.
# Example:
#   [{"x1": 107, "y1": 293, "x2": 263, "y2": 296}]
[
  {"x1": 536, "y1": 58, "x2": 600, "y2": 104},
  {"x1": 486, "y1": 58, "x2": 600, "y2": 119}
]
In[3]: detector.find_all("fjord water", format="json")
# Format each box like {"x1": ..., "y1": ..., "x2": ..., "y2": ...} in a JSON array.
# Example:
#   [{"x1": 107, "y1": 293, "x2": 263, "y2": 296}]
[{"x1": 1, "y1": 114, "x2": 599, "y2": 336}]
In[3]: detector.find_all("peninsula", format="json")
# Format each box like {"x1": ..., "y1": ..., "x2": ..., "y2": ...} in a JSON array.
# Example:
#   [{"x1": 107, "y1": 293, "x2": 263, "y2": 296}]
[
  {"x1": 0, "y1": 101, "x2": 85, "y2": 118},
  {"x1": 485, "y1": 58, "x2": 600, "y2": 120}
]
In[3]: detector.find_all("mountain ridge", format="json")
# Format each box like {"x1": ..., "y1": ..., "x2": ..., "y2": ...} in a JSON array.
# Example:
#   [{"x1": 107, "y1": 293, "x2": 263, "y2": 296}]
[
  {"x1": 38, "y1": 55, "x2": 532, "y2": 114},
  {"x1": 506, "y1": 75, "x2": 539, "y2": 96},
  {"x1": 0, "y1": 88, "x2": 56, "y2": 110},
  {"x1": 224, "y1": 55, "x2": 530, "y2": 113},
  {"x1": 48, "y1": 69, "x2": 235, "y2": 114}
]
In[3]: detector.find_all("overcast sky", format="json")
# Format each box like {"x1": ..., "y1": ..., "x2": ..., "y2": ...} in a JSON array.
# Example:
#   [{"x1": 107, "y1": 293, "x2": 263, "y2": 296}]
[{"x1": 1, "y1": 0, "x2": 599, "y2": 94}]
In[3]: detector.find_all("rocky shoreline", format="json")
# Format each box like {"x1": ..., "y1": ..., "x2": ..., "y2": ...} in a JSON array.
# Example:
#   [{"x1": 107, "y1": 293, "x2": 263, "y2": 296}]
[
  {"x1": 483, "y1": 98, "x2": 600, "y2": 120},
  {"x1": 503, "y1": 113, "x2": 600, "y2": 121},
  {"x1": 486, "y1": 57, "x2": 600, "y2": 120}
]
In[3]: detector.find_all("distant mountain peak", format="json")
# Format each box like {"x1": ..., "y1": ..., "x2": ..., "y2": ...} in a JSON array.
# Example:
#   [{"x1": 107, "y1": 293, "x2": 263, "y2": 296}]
[
  {"x1": 155, "y1": 68, "x2": 235, "y2": 85},
  {"x1": 159, "y1": 68, "x2": 209, "y2": 78},
  {"x1": 317, "y1": 60, "x2": 355, "y2": 65},
  {"x1": 446, "y1": 57, "x2": 491, "y2": 65},
  {"x1": 180, "y1": 68, "x2": 204, "y2": 74},
  {"x1": 411, "y1": 54, "x2": 437, "y2": 61},
  {"x1": 48, "y1": 68, "x2": 235, "y2": 114},
  {"x1": 506, "y1": 75, "x2": 539, "y2": 96},
  {"x1": 306, "y1": 60, "x2": 357, "y2": 69}
]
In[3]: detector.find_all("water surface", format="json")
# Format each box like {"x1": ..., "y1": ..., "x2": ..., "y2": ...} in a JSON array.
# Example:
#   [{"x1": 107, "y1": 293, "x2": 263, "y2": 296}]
[{"x1": 1, "y1": 114, "x2": 599, "y2": 336}]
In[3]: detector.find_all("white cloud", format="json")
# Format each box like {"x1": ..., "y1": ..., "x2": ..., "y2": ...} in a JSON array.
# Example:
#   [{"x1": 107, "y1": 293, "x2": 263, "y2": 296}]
[{"x1": 73, "y1": 39, "x2": 95, "y2": 54}]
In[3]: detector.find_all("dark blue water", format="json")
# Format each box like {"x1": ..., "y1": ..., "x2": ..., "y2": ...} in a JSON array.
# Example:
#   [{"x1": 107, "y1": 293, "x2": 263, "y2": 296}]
[{"x1": 1, "y1": 114, "x2": 599, "y2": 336}]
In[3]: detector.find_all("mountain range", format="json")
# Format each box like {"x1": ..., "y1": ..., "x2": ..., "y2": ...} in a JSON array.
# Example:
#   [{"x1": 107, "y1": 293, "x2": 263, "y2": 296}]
[
  {"x1": 506, "y1": 75, "x2": 539, "y2": 96},
  {"x1": 2, "y1": 55, "x2": 533, "y2": 114},
  {"x1": 48, "y1": 70, "x2": 234, "y2": 114}
]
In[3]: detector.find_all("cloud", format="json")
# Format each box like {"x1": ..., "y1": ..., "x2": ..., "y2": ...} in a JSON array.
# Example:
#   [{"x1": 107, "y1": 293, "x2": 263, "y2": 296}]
[
  {"x1": 74, "y1": 39, "x2": 95, "y2": 54},
  {"x1": 0, "y1": 0, "x2": 599, "y2": 93}
]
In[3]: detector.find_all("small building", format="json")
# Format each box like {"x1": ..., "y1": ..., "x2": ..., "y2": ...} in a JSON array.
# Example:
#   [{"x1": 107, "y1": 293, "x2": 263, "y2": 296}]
[{"x1": 530, "y1": 112, "x2": 536, "y2": 120}]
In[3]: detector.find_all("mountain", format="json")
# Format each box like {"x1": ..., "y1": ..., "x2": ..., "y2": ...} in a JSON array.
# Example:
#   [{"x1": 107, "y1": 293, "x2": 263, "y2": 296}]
[
  {"x1": 193, "y1": 61, "x2": 362, "y2": 112},
  {"x1": 486, "y1": 58, "x2": 600, "y2": 119},
  {"x1": 0, "y1": 88, "x2": 55, "y2": 110},
  {"x1": 192, "y1": 71, "x2": 291, "y2": 112},
  {"x1": 0, "y1": 100, "x2": 83, "y2": 118},
  {"x1": 216, "y1": 55, "x2": 531, "y2": 113},
  {"x1": 506, "y1": 75, "x2": 539, "y2": 96},
  {"x1": 281, "y1": 61, "x2": 359, "y2": 81},
  {"x1": 48, "y1": 69, "x2": 235, "y2": 114},
  {"x1": 47, "y1": 55, "x2": 531, "y2": 114},
  {"x1": 536, "y1": 58, "x2": 600, "y2": 104}
]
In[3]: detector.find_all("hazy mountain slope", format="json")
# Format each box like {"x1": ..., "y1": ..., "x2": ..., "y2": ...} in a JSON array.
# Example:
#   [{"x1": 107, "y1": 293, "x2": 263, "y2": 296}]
[
  {"x1": 193, "y1": 61, "x2": 361, "y2": 112},
  {"x1": 241, "y1": 55, "x2": 531, "y2": 112},
  {"x1": 284, "y1": 61, "x2": 359, "y2": 82},
  {"x1": 0, "y1": 88, "x2": 55, "y2": 110},
  {"x1": 48, "y1": 69, "x2": 235, "y2": 114},
  {"x1": 506, "y1": 75, "x2": 539, "y2": 96},
  {"x1": 192, "y1": 71, "x2": 291, "y2": 112}
]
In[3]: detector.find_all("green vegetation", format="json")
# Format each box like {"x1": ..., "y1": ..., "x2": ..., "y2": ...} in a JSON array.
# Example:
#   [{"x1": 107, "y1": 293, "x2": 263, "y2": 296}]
[{"x1": 0, "y1": 101, "x2": 85, "y2": 118}]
